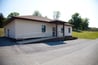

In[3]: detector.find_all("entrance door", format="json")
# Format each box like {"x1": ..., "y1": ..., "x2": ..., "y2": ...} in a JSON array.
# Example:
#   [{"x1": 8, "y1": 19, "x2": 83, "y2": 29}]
[{"x1": 52, "y1": 27, "x2": 56, "y2": 37}]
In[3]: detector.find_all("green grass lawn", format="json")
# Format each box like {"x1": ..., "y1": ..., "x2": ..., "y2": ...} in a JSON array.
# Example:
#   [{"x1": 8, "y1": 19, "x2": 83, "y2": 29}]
[
  {"x1": 0, "y1": 28, "x2": 4, "y2": 37},
  {"x1": 72, "y1": 31, "x2": 98, "y2": 39}
]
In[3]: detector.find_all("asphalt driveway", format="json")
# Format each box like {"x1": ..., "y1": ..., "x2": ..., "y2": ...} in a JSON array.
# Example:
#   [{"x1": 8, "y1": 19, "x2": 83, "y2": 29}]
[{"x1": 0, "y1": 37, "x2": 98, "y2": 65}]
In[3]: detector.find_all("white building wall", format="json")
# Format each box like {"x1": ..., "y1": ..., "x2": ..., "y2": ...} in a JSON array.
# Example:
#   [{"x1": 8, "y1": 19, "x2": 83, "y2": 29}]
[
  {"x1": 64, "y1": 26, "x2": 72, "y2": 36},
  {"x1": 57, "y1": 25, "x2": 72, "y2": 37},
  {"x1": 4, "y1": 21, "x2": 15, "y2": 38},
  {"x1": 4, "y1": 19, "x2": 72, "y2": 39},
  {"x1": 57, "y1": 24, "x2": 63, "y2": 37},
  {"x1": 14, "y1": 19, "x2": 55, "y2": 39}
]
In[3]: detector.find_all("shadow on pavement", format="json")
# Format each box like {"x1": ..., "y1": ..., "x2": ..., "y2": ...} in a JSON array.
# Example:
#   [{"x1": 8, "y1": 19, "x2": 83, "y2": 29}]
[
  {"x1": 0, "y1": 37, "x2": 17, "y2": 47},
  {"x1": 0, "y1": 37, "x2": 66, "y2": 47},
  {"x1": 44, "y1": 41, "x2": 66, "y2": 46}
]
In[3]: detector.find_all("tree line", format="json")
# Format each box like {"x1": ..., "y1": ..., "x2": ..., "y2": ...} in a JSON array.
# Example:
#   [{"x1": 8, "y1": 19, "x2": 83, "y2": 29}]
[
  {"x1": 0, "y1": 11, "x2": 89, "y2": 31},
  {"x1": 0, "y1": 12, "x2": 19, "y2": 28},
  {"x1": 68, "y1": 13, "x2": 89, "y2": 31}
]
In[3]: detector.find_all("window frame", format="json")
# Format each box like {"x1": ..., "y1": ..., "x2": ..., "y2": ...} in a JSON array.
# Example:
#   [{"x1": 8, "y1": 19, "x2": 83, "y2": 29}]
[
  {"x1": 42, "y1": 25, "x2": 46, "y2": 32},
  {"x1": 68, "y1": 28, "x2": 71, "y2": 33}
]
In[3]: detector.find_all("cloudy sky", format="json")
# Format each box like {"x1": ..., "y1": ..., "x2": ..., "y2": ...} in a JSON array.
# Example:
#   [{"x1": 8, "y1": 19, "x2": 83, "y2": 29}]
[{"x1": 0, "y1": 0, "x2": 98, "y2": 27}]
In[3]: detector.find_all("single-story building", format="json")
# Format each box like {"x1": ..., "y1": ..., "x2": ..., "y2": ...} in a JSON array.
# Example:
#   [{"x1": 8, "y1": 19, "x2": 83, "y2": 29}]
[{"x1": 4, "y1": 15, "x2": 72, "y2": 40}]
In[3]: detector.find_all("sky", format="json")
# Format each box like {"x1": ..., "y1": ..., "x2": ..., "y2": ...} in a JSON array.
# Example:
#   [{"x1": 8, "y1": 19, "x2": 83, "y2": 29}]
[{"x1": 0, "y1": 0, "x2": 98, "y2": 28}]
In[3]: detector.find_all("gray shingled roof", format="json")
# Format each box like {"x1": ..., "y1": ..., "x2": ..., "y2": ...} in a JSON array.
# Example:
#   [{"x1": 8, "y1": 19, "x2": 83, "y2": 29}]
[
  {"x1": 14, "y1": 15, "x2": 52, "y2": 22},
  {"x1": 5, "y1": 15, "x2": 72, "y2": 26}
]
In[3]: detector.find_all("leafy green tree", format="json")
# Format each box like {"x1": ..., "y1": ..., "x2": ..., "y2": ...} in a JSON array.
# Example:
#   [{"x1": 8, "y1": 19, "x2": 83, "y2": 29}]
[
  {"x1": 68, "y1": 13, "x2": 89, "y2": 31},
  {"x1": 53, "y1": 11, "x2": 60, "y2": 19},
  {"x1": 33, "y1": 11, "x2": 42, "y2": 16},
  {"x1": 0, "y1": 13, "x2": 5, "y2": 28},
  {"x1": 68, "y1": 13, "x2": 82, "y2": 30},
  {"x1": 81, "y1": 18, "x2": 89, "y2": 30},
  {"x1": 7, "y1": 12, "x2": 19, "y2": 19}
]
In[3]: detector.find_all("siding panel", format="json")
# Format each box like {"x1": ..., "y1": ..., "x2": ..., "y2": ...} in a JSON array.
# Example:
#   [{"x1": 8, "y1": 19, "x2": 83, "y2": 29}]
[{"x1": 15, "y1": 19, "x2": 55, "y2": 39}]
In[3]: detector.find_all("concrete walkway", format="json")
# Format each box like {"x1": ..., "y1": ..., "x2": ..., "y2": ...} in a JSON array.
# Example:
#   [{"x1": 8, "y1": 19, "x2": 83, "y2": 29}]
[{"x1": 0, "y1": 39, "x2": 98, "y2": 65}]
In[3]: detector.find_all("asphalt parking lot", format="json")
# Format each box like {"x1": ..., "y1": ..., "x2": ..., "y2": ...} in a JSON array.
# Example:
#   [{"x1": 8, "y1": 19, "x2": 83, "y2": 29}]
[{"x1": 0, "y1": 37, "x2": 98, "y2": 65}]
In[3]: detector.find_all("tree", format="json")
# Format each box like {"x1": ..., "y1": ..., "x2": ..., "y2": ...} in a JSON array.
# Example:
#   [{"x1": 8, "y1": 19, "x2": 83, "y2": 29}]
[
  {"x1": 81, "y1": 18, "x2": 89, "y2": 30},
  {"x1": 33, "y1": 11, "x2": 42, "y2": 16},
  {"x1": 68, "y1": 13, "x2": 89, "y2": 31},
  {"x1": 53, "y1": 11, "x2": 60, "y2": 19},
  {"x1": 7, "y1": 12, "x2": 19, "y2": 19},
  {"x1": 68, "y1": 13, "x2": 82, "y2": 30},
  {"x1": 0, "y1": 13, "x2": 5, "y2": 28},
  {"x1": 44, "y1": 16, "x2": 48, "y2": 18}
]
